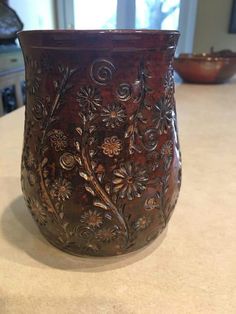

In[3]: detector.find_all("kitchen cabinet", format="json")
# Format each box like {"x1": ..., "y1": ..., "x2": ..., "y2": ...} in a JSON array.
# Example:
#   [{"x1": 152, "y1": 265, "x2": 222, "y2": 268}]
[{"x1": 0, "y1": 47, "x2": 25, "y2": 116}]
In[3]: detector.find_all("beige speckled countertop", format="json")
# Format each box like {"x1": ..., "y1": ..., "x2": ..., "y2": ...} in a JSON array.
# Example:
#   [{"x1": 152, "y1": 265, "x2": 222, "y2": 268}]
[{"x1": 0, "y1": 82, "x2": 236, "y2": 314}]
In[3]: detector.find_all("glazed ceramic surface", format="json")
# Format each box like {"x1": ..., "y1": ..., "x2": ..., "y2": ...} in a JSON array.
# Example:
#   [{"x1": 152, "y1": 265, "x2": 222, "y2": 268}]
[{"x1": 19, "y1": 30, "x2": 181, "y2": 257}]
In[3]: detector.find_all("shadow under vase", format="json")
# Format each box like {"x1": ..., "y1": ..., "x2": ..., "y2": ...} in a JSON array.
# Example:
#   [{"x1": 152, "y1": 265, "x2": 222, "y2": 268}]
[{"x1": 0, "y1": 195, "x2": 167, "y2": 272}]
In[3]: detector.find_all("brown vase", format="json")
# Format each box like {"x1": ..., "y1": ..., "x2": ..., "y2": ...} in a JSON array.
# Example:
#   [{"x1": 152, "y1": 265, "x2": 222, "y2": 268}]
[{"x1": 18, "y1": 30, "x2": 181, "y2": 257}]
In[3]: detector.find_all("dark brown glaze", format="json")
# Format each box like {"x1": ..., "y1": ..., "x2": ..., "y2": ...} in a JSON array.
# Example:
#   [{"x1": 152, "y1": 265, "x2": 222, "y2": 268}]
[
  {"x1": 18, "y1": 30, "x2": 181, "y2": 257},
  {"x1": 174, "y1": 53, "x2": 236, "y2": 84}
]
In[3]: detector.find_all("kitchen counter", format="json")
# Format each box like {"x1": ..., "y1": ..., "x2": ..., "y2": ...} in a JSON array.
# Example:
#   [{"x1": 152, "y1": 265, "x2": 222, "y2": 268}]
[{"x1": 0, "y1": 81, "x2": 235, "y2": 314}]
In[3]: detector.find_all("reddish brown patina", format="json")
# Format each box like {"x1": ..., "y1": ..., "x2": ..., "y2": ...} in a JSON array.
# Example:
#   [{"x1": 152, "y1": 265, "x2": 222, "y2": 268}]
[{"x1": 18, "y1": 30, "x2": 181, "y2": 257}]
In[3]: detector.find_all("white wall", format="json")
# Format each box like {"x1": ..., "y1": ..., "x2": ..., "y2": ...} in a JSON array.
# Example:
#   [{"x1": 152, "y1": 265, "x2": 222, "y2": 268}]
[
  {"x1": 194, "y1": 0, "x2": 236, "y2": 52},
  {"x1": 9, "y1": 0, "x2": 56, "y2": 30}
]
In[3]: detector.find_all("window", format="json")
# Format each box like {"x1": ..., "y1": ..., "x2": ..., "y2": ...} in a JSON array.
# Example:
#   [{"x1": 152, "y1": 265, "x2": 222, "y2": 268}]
[
  {"x1": 57, "y1": 0, "x2": 198, "y2": 53},
  {"x1": 135, "y1": 0, "x2": 180, "y2": 30},
  {"x1": 74, "y1": 0, "x2": 117, "y2": 29},
  {"x1": 73, "y1": 0, "x2": 180, "y2": 30}
]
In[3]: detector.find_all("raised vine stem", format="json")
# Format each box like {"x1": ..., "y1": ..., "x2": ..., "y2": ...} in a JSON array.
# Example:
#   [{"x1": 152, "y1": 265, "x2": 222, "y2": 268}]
[
  {"x1": 125, "y1": 60, "x2": 152, "y2": 154},
  {"x1": 75, "y1": 113, "x2": 129, "y2": 243},
  {"x1": 38, "y1": 66, "x2": 77, "y2": 221}
]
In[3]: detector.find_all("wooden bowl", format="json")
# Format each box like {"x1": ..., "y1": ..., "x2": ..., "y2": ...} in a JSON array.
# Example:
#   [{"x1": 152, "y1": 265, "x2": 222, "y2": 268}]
[{"x1": 174, "y1": 53, "x2": 236, "y2": 84}]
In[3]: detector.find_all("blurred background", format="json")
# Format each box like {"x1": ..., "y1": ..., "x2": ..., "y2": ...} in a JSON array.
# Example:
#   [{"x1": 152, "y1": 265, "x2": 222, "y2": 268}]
[{"x1": 0, "y1": 0, "x2": 236, "y2": 115}]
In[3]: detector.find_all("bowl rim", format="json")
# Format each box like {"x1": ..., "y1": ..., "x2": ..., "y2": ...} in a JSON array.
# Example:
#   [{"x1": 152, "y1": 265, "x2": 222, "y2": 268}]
[{"x1": 175, "y1": 52, "x2": 236, "y2": 62}]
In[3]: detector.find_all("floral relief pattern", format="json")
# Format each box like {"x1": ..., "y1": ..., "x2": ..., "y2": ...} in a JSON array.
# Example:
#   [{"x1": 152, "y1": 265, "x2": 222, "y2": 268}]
[
  {"x1": 48, "y1": 129, "x2": 68, "y2": 151},
  {"x1": 134, "y1": 215, "x2": 152, "y2": 231},
  {"x1": 96, "y1": 227, "x2": 118, "y2": 242},
  {"x1": 112, "y1": 162, "x2": 148, "y2": 200},
  {"x1": 80, "y1": 210, "x2": 103, "y2": 228},
  {"x1": 154, "y1": 97, "x2": 174, "y2": 134},
  {"x1": 101, "y1": 136, "x2": 122, "y2": 157},
  {"x1": 161, "y1": 140, "x2": 173, "y2": 158},
  {"x1": 101, "y1": 102, "x2": 126, "y2": 128},
  {"x1": 27, "y1": 197, "x2": 47, "y2": 226},
  {"x1": 161, "y1": 140, "x2": 173, "y2": 170},
  {"x1": 76, "y1": 86, "x2": 102, "y2": 112},
  {"x1": 144, "y1": 196, "x2": 160, "y2": 211},
  {"x1": 50, "y1": 178, "x2": 73, "y2": 202},
  {"x1": 22, "y1": 54, "x2": 180, "y2": 257}
]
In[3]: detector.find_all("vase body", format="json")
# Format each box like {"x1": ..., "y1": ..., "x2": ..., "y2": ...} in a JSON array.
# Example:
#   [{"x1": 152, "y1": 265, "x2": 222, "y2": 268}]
[{"x1": 19, "y1": 30, "x2": 181, "y2": 257}]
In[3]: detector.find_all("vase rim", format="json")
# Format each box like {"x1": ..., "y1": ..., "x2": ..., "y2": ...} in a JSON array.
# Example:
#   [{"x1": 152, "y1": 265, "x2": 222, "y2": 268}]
[
  {"x1": 18, "y1": 29, "x2": 180, "y2": 52},
  {"x1": 18, "y1": 29, "x2": 179, "y2": 35}
]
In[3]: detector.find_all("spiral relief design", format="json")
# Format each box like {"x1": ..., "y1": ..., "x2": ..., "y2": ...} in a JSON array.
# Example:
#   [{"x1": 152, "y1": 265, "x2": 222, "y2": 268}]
[
  {"x1": 79, "y1": 227, "x2": 95, "y2": 240},
  {"x1": 60, "y1": 152, "x2": 76, "y2": 170},
  {"x1": 142, "y1": 128, "x2": 159, "y2": 152},
  {"x1": 116, "y1": 83, "x2": 132, "y2": 101},
  {"x1": 31, "y1": 98, "x2": 45, "y2": 120},
  {"x1": 90, "y1": 58, "x2": 116, "y2": 85}
]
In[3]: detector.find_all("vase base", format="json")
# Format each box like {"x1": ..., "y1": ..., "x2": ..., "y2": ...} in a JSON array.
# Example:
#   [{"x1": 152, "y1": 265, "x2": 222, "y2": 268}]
[{"x1": 39, "y1": 225, "x2": 168, "y2": 258}]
